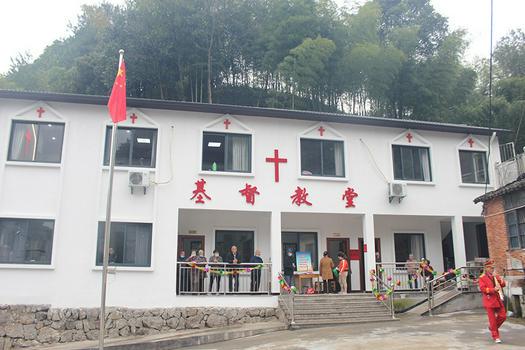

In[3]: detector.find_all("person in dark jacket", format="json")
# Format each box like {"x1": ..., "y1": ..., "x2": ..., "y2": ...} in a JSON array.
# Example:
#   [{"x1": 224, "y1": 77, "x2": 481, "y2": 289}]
[
  {"x1": 177, "y1": 250, "x2": 189, "y2": 293},
  {"x1": 208, "y1": 249, "x2": 223, "y2": 293},
  {"x1": 249, "y1": 249, "x2": 264, "y2": 292},
  {"x1": 225, "y1": 245, "x2": 241, "y2": 292},
  {"x1": 283, "y1": 248, "x2": 296, "y2": 287}
]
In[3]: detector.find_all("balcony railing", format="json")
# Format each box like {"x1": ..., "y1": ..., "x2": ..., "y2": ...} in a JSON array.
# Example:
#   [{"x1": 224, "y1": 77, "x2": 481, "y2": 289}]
[
  {"x1": 176, "y1": 262, "x2": 272, "y2": 295},
  {"x1": 376, "y1": 262, "x2": 427, "y2": 291},
  {"x1": 496, "y1": 151, "x2": 525, "y2": 187}
]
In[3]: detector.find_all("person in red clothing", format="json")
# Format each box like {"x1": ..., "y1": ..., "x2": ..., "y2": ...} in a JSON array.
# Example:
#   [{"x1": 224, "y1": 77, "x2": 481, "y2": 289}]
[
  {"x1": 478, "y1": 259, "x2": 506, "y2": 344},
  {"x1": 337, "y1": 251, "x2": 349, "y2": 294}
]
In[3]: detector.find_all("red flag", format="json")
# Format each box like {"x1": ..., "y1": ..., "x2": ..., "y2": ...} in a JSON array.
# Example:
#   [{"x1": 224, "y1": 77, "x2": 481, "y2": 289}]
[{"x1": 107, "y1": 58, "x2": 126, "y2": 123}]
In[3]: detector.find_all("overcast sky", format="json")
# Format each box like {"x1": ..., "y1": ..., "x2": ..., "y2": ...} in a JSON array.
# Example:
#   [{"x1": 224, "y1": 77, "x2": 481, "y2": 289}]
[{"x1": 1, "y1": 0, "x2": 524, "y2": 75}]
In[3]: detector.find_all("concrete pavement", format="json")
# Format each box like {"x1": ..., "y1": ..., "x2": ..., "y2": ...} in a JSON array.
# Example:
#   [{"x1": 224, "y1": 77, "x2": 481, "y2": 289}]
[{"x1": 188, "y1": 311, "x2": 525, "y2": 350}]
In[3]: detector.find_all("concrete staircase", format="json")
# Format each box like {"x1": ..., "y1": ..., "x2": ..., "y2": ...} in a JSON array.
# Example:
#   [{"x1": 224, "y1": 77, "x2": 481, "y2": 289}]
[{"x1": 278, "y1": 293, "x2": 395, "y2": 328}]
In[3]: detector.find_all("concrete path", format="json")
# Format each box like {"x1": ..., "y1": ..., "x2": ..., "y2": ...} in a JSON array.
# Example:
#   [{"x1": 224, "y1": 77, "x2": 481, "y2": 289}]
[{"x1": 188, "y1": 311, "x2": 525, "y2": 350}]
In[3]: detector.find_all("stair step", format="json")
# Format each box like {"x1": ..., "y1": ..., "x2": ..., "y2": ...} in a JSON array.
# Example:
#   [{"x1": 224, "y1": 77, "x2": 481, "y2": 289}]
[
  {"x1": 292, "y1": 301, "x2": 383, "y2": 306},
  {"x1": 294, "y1": 311, "x2": 390, "y2": 319},
  {"x1": 292, "y1": 316, "x2": 395, "y2": 326},
  {"x1": 293, "y1": 307, "x2": 389, "y2": 315}
]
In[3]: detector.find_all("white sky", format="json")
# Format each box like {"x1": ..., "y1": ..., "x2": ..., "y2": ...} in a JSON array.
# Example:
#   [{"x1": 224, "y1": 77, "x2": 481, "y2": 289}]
[{"x1": 1, "y1": 0, "x2": 524, "y2": 75}]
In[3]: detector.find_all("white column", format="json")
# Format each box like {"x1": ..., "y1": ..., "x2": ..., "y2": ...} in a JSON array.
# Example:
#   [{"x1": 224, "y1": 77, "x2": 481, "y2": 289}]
[
  {"x1": 363, "y1": 213, "x2": 376, "y2": 291},
  {"x1": 270, "y1": 211, "x2": 282, "y2": 293},
  {"x1": 451, "y1": 216, "x2": 467, "y2": 268}
]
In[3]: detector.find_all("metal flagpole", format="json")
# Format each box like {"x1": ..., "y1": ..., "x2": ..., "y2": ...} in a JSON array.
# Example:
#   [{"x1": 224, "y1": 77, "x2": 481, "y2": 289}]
[{"x1": 99, "y1": 49, "x2": 124, "y2": 350}]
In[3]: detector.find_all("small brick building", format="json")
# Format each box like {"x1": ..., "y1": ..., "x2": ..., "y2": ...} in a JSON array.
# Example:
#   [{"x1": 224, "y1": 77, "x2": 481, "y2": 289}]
[{"x1": 474, "y1": 174, "x2": 525, "y2": 316}]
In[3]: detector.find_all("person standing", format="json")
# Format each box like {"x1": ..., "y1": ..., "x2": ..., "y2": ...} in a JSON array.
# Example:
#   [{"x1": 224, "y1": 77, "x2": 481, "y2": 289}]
[
  {"x1": 319, "y1": 251, "x2": 334, "y2": 294},
  {"x1": 283, "y1": 248, "x2": 296, "y2": 288},
  {"x1": 195, "y1": 249, "x2": 207, "y2": 293},
  {"x1": 406, "y1": 254, "x2": 419, "y2": 289},
  {"x1": 226, "y1": 245, "x2": 241, "y2": 292},
  {"x1": 249, "y1": 249, "x2": 264, "y2": 292},
  {"x1": 208, "y1": 249, "x2": 223, "y2": 293},
  {"x1": 177, "y1": 250, "x2": 189, "y2": 293},
  {"x1": 337, "y1": 252, "x2": 349, "y2": 294},
  {"x1": 479, "y1": 259, "x2": 506, "y2": 344}
]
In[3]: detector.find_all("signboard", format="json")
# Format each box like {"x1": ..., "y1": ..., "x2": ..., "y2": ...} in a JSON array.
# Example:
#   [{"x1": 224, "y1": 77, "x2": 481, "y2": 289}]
[
  {"x1": 349, "y1": 249, "x2": 361, "y2": 261},
  {"x1": 296, "y1": 251, "x2": 313, "y2": 272}
]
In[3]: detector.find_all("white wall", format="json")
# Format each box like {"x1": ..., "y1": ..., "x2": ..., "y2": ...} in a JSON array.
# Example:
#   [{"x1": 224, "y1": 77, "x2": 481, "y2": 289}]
[{"x1": 0, "y1": 97, "x2": 497, "y2": 307}]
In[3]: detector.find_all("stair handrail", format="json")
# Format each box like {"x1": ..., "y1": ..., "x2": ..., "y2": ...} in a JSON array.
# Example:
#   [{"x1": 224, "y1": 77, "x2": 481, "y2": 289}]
[
  {"x1": 426, "y1": 266, "x2": 483, "y2": 316},
  {"x1": 370, "y1": 269, "x2": 397, "y2": 319},
  {"x1": 277, "y1": 272, "x2": 295, "y2": 325}
]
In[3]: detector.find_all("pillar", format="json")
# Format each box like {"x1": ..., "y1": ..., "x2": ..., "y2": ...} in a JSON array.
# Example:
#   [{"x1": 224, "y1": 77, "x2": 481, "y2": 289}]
[
  {"x1": 270, "y1": 211, "x2": 282, "y2": 293},
  {"x1": 363, "y1": 213, "x2": 376, "y2": 291},
  {"x1": 451, "y1": 216, "x2": 467, "y2": 268}
]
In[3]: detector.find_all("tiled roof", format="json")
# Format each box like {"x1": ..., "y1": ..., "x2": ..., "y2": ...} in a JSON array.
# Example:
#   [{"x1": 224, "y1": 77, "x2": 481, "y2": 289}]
[{"x1": 474, "y1": 174, "x2": 525, "y2": 203}]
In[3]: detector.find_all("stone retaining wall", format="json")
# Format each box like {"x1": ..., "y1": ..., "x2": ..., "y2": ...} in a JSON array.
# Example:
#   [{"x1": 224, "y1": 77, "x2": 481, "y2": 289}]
[{"x1": 0, "y1": 305, "x2": 281, "y2": 349}]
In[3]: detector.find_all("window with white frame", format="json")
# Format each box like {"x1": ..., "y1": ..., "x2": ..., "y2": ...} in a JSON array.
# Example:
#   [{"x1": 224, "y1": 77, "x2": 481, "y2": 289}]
[
  {"x1": 394, "y1": 233, "x2": 426, "y2": 262},
  {"x1": 202, "y1": 132, "x2": 251, "y2": 172},
  {"x1": 392, "y1": 145, "x2": 432, "y2": 182},
  {"x1": 0, "y1": 218, "x2": 54, "y2": 264},
  {"x1": 8, "y1": 121, "x2": 65, "y2": 163},
  {"x1": 96, "y1": 222, "x2": 152, "y2": 267},
  {"x1": 103, "y1": 126, "x2": 157, "y2": 168},
  {"x1": 300, "y1": 139, "x2": 345, "y2": 177},
  {"x1": 459, "y1": 150, "x2": 489, "y2": 184}
]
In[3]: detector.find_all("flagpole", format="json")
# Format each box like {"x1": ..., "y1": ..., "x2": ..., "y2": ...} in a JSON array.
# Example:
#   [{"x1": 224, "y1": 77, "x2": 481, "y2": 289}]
[{"x1": 99, "y1": 49, "x2": 124, "y2": 350}]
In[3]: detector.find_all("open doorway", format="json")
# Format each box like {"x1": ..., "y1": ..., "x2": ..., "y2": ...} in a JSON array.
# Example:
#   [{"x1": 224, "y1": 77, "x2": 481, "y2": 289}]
[
  {"x1": 358, "y1": 238, "x2": 381, "y2": 292},
  {"x1": 327, "y1": 238, "x2": 350, "y2": 292}
]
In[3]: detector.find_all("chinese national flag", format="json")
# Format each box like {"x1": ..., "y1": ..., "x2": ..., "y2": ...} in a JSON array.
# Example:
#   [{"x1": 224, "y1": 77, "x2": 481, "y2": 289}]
[{"x1": 107, "y1": 59, "x2": 126, "y2": 123}]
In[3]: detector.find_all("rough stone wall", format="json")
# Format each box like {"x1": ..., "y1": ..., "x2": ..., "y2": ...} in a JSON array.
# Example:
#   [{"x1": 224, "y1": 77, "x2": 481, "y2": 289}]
[{"x1": 0, "y1": 305, "x2": 280, "y2": 349}]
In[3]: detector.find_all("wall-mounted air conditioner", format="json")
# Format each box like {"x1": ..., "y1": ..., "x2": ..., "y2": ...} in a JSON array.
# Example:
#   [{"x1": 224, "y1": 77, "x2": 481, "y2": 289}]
[
  {"x1": 388, "y1": 182, "x2": 407, "y2": 203},
  {"x1": 128, "y1": 171, "x2": 150, "y2": 194}
]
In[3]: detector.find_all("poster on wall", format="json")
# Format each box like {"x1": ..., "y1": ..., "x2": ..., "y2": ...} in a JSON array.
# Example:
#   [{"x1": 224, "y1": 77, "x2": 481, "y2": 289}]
[{"x1": 296, "y1": 251, "x2": 313, "y2": 272}]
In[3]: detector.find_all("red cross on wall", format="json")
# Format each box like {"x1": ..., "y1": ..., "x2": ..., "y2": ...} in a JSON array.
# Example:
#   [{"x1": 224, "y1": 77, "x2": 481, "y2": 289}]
[
  {"x1": 406, "y1": 132, "x2": 413, "y2": 143},
  {"x1": 130, "y1": 113, "x2": 138, "y2": 124},
  {"x1": 318, "y1": 126, "x2": 325, "y2": 136},
  {"x1": 265, "y1": 149, "x2": 287, "y2": 183},
  {"x1": 223, "y1": 119, "x2": 231, "y2": 129},
  {"x1": 36, "y1": 107, "x2": 45, "y2": 118},
  {"x1": 467, "y1": 138, "x2": 474, "y2": 148}
]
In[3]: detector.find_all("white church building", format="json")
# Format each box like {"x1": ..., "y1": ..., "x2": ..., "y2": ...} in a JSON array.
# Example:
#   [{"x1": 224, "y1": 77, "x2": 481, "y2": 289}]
[{"x1": 0, "y1": 90, "x2": 502, "y2": 309}]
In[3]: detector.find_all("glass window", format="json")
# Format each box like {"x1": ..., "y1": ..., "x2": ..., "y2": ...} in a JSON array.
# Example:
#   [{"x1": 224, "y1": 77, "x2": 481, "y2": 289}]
[
  {"x1": 96, "y1": 222, "x2": 152, "y2": 267},
  {"x1": 392, "y1": 145, "x2": 432, "y2": 181},
  {"x1": 0, "y1": 218, "x2": 54, "y2": 264},
  {"x1": 505, "y1": 206, "x2": 525, "y2": 249},
  {"x1": 300, "y1": 139, "x2": 344, "y2": 177},
  {"x1": 459, "y1": 150, "x2": 488, "y2": 184},
  {"x1": 215, "y1": 230, "x2": 254, "y2": 263},
  {"x1": 282, "y1": 232, "x2": 318, "y2": 270},
  {"x1": 8, "y1": 121, "x2": 65, "y2": 163},
  {"x1": 394, "y1": 233, "x2": 426, "y2": 263},
  {"x1": 202, "y1": 132, "x2": 251, "y2": 172},
  {"x1": 104, "y1": 127, "x2": 157, "y2": 168}
]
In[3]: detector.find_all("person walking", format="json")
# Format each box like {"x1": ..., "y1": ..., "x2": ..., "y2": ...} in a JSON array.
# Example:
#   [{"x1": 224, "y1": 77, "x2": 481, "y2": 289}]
[
  {"x1": 249, "y1": 249, "x2": 264, "y2": 292},
  {"x1": 479, "y1": 259, "x2": 507, "y2": 344},
  {"x1": 319, "y1": 251, "x2": 334, "y2": 294},
  {"x1": 226, "y1": 245, "x2": 241, "y2": 292},
  {"x1": 337, "y1": 252, "x2": 349, "y2": 294},
  {"x1": 406, "y1": 254, "x2": 419, "y2": 289},
  {"x1": 283, "y1": 248, "x2": 296, "y2": 288},
  {"x1": 208, "y1": 249, "x2": 223, "y2": 293}
]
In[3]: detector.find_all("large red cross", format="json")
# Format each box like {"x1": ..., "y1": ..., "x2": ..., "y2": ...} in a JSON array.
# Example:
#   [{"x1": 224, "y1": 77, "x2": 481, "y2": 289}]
[
  {"x1": 265, "y1": 149, "x2": 287, "y2": 183},
  {"x1": 130, "y1": 113, "x2": 138, "y2": 124},
  {"x1": 223, "y1": 119, "x2": 231, "y2": 129},
  {"x1": 467, "y1": 138, "x2": 474, "y2": 148},
  {"x1": 36, "y1": 107, "x2": 45, "y2": 118},
  {"x1": 318, "y1": 126, "x2": 325, "y2": 136},
  {"x1": 406, "y1": 132, "x2": 413, "y2": 143}
]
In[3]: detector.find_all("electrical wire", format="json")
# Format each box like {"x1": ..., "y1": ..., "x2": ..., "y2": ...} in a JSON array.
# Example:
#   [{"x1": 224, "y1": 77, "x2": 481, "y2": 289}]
[
  {"x1": 359, "y1": 138, "x2": 389, "y2": 183},
  {"x1": 485, "y1": 0, "x2": 494, "y2": 194},
  {"x1": 151, "y1": 125, "x2": 174, "y2": 185}
]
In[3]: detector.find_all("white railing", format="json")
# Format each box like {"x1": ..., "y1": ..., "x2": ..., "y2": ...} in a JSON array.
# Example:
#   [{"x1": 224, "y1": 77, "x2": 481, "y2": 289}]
[
  {"x1": 277, "y1": 272, "x2": 295, "y2": 325},
  {"x1": 496, "y1": 152, "x2": 525, "y2": 187},
  {"x1": 376, "y1": 262, "x2": 426, "y2": 291},
  {"x1": 176, "y1": 262, "x2": 272, "y2": 295},
  {"x1": 499, "y1": 142, "x2": 516, "y2": 163}
]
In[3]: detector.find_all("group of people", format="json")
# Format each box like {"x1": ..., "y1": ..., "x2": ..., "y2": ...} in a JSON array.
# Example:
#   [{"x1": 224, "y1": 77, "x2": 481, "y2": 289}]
[
  {"x1": 405, "y1": 254, "x2": 435, "y2": 289},
  {"x1": 177, "y1": 245, "x2": 264, "y2": 294}
]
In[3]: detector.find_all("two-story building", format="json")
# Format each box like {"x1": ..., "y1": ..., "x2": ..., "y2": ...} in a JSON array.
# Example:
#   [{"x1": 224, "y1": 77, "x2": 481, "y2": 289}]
[{"x1": 0, "y1": 90, "x2": 503, "y2": 309}]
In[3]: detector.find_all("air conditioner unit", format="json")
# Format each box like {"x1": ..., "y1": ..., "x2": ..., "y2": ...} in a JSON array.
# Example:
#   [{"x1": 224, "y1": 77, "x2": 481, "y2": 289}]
[
  {"x1": 128, "y1": 171, "x2": 150, "y2": 194},
  {"x1": 388, "y1": 182, "x2": 407, "y2": 203}
]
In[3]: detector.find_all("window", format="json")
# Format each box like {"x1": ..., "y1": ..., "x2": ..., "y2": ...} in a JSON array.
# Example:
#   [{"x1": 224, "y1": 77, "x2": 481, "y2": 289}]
[
  {"x1": 0, "y1": 218, "x2": 54, "y2": 264},
  {"x1": 202, "y1": 132, "x2": 251, "y2": 173},
  {"x1": 459, "y1": 150, "x2": 489, "y2": 184},
  {"x1": 104, "y1": 127, "x2": 157, "y2": 168},
  {"x1": 300, "y1": 139, "x2": 344, "y2": 177},
  {"x1": 282, "y1": 232, "x2": 318, "y2": 270},
  {"x1": 8, "y1": 121, "x2": 65, "y2": 163},
  {"x1": 215, "y1": 230, "x2": 254, "y2": 263},
  {"x1": 504, "y1": 193, "x2": 525, "y2": 249},
  {"x1": 96, "y1": 222, "x2": 152, "y2": 267},
  {"x1": 392, "y1": 145, "x2": 432, "y2": 181},
  {"x1": 394, "y1": 233, "x2": 426, "y2": 263}
]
